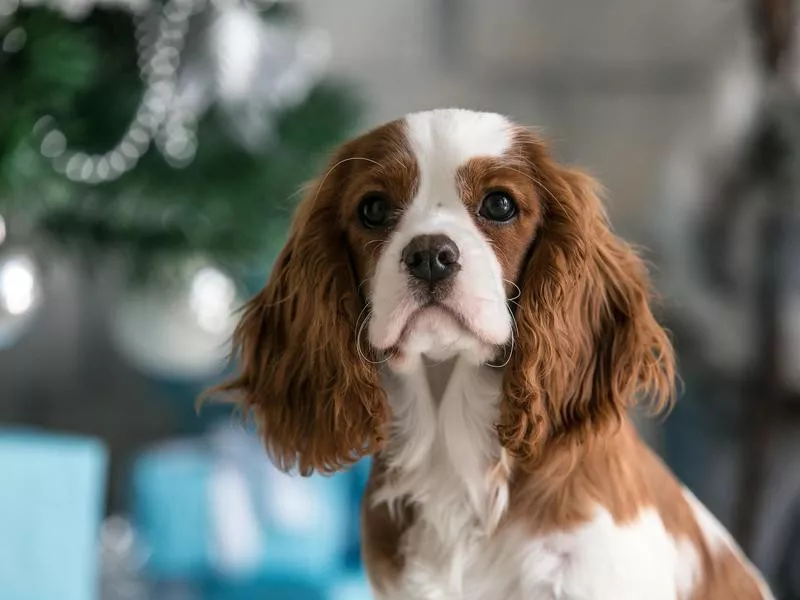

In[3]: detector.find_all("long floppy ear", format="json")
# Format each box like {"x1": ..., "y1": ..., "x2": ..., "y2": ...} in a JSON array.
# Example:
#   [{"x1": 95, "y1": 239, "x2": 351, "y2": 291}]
[
  {"x1": 498, "y1": 138, "x2": 675, "y2": 463},
  {"x1": 214, "y1": 150, "x2": 388, "y2": 475}
]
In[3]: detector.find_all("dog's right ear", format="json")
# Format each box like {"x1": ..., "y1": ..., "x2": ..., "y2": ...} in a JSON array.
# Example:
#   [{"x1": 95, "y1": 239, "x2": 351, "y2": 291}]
[{"x1": 211, "y1": 147, "x2": 389, "y2": 475}]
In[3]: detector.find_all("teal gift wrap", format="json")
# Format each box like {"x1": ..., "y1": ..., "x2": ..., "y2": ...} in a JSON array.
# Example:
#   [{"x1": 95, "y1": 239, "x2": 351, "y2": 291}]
[
  {"x1": 0, "y1": 428, "x2": 108, "y2": 600},
  {"x1": 131, "y1": 424, "x2": 356, "y2": 587}
]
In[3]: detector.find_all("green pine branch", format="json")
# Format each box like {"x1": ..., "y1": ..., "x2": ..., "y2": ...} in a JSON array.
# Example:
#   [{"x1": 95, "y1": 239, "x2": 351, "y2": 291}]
[{"x1": 0, "y1": 7, "x2": 363, "y2": 277}]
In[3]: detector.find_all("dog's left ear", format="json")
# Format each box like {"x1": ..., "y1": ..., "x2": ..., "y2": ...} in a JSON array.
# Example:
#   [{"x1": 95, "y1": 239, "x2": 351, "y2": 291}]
[
  {"x1": 210, "y1": 146, "x2": 388, "y2": 475},
  {"x1": 498, "y1": 135, "x2": 675, "y2": 463}
]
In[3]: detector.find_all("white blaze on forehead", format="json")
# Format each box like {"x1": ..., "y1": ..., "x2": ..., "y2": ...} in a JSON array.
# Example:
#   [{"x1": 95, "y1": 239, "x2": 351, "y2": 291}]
[
  {"x1": 400, "y1": 109, "x2": 515, "y2": 232},
  {"x1": 404, "y1": 109, "x2": 513, "y2": 180}
]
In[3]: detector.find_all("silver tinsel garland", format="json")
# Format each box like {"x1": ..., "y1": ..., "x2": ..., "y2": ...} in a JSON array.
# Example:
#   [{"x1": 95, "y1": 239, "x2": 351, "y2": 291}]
[{"x1": 2, "y1": 0, "x2": 329, "y2": 183}]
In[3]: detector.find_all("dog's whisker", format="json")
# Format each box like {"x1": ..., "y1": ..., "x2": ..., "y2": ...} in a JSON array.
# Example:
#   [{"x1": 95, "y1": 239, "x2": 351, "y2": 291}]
[
  {"x1": 487, "y1": 333, "x2": 514, "y2": 369},
  {"x1": 469, "y1": 293, "x2": 505, "y2": 303},
  {"x1": 299, "y1": 156, "x2": 384, "y2": 238},
  {"x1": 486, "y1": 302, "x2": 518, "y2": 369},
  {"x1": 503, "y1": 279, "x2": 522, "y2": 301},
  {"x1": 358, "y1": 278, "x2": 373, "y2": 296},
  {"x1": 364, "y1": 238, "x2": 386, "y2": 249},
  {"x1": 504, "y1": 164, "x2": 558, "y2": 205},
  {"x1": 509, "y1": 306, "x2": 520, "y2": 337},
  {"x1": 500, "y1": 316, "x2": 517, "y2": 368},
  {"x1": 355, "y1": 306, "x2": 393, "y2": 366},
  {"x1": 355, "y1": 308, "x2": 375, "y2": 364},
  {"x1": 355, "y1": 300, "x2": 372, "y2": 327}
]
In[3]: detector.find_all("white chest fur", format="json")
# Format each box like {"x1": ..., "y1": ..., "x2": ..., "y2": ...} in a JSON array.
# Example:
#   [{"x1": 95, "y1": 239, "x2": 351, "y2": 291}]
[
  {"x1": 368, "y1": 357, "x2": 737, "y2": 600},
  {"x1": 376, "y1": 508, "x2": 702, "y2": 600},
  {"x1": 372, "y1": 356, "x2": 509, "y2": 597}
]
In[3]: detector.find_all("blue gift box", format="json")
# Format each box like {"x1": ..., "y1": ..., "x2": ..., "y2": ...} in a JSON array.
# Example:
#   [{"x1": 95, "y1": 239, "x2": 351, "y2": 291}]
[
  {"x1": 0, "y1": 429, "x2": 108, "y2": 600},
  {"x1": 131, "y1": 425, "x2": 353, "y2": 585},
  {"x1": 189, "y1": 567, "x2": 373, "y2": 600},
  {"x1": 131, "y1": 442, "x2": 213, "y2": 579}
]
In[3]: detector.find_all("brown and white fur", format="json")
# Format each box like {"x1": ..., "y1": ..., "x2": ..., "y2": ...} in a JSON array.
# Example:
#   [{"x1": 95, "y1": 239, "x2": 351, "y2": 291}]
[{"x1": 217, "y1": 109, "x2": 774, "y2": 599}]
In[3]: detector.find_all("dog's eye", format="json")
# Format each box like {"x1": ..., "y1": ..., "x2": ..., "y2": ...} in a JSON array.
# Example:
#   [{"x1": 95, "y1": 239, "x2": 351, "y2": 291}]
[
  {"x1": 479, "y1": 191, "x2": 517, "y2": 222},
  {"x1": 358, "y1": 194, "x2": 391, "y2": 228}
]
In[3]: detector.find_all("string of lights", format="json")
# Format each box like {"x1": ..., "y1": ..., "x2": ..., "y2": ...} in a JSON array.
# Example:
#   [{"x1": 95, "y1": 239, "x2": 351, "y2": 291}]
[
  {"x1": 0, "y1": 0, "x2": 358, "y2": 279},
  {"x1": 0, "y1": 0, "x2": 151, "y2": 20},
  {"x1": 2, "y1": 0, "x2": 307, "y2": 185}
]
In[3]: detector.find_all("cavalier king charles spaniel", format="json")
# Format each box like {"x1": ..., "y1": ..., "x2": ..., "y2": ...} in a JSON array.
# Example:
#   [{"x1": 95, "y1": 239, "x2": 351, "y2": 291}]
[{"x1": 217, "y1": 109, "x2": 773, "y2": 599}]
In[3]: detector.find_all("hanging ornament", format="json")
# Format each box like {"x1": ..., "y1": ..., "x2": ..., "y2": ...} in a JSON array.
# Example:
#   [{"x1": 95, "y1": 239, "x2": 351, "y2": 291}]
[
  {"x1": 177, "y1": 0, "x2": 331, "y2": 150},
  {"x1": 0, "y1": 236, "x2": 43, "y2": 350},
  {"x1": 109, "y1": 256, "x2": 240, "y2": 380},
  {"x1": 212, "y1": 3, "x2": 265, "y2": 105}
]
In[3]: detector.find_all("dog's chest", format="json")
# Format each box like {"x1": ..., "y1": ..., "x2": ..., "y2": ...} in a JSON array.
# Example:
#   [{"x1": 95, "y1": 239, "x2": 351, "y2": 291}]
[
  {"x1": 374, "y1": 359, "x2": 517, "y2": 597},
  {"x1": 379, "y1": 506, "x2": 700, "y2": 600},
  {"x1": 371, "y1": 360, "x2": 700, "y2": 600}
]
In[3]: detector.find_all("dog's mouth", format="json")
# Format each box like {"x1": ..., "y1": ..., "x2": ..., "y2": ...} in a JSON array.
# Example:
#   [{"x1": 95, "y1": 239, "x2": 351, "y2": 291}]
[
  {"x1": 402, "y1": 303, "x2": 466, "y2": 337},
  {"x1": 384, "y1": 302, "x2": 496, "y2": 353}
]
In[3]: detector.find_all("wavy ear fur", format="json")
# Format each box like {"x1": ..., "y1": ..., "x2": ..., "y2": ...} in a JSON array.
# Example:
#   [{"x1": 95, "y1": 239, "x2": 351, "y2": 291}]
[
  {"x1": 214, "y1": 150, "x2": 388, "y2": 475},
  {"x1": 499, "y1": 137, "x2": 675, "y2": 464}
]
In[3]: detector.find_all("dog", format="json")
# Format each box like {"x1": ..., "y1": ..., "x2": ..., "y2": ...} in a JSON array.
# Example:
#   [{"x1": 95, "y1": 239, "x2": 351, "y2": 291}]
[{"x1": 218, "y1": 109, "x2": 774, "y2": 599}]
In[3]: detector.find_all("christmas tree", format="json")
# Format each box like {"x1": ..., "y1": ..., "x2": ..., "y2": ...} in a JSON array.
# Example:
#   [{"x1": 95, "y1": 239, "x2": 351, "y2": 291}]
[{"x1": 0, "y1": 0, "x2": 361, "y2": 284}]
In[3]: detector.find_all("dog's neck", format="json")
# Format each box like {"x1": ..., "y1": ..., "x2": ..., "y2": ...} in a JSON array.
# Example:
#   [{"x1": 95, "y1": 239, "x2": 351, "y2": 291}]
[
  {"x1": 422, "y1": 355, "x2": 459, "y2": 405},
  {"x1": 375, "y1": 354, "x2": 509, "y2": 538}
]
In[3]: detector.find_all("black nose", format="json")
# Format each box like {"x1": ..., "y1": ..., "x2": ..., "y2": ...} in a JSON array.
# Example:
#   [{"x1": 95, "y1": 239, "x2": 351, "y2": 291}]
[{"x1": 401, "y1": 234, "x2": 461, "y2": 283}]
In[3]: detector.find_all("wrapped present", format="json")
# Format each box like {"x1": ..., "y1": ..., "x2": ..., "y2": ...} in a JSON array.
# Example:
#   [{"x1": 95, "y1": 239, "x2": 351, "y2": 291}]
[
  {"x1": 131, "y1": 423, "x2": 352, "y2": 586},
  {"x1": 153, "y1": 578, "x2": 327, "y2": 600},
  {"x1": 131, "y1": 441, "x2": 213, "y2": 579},
  {"x1": 186, "y1": 567, "x2": 373, "y2": 600},
  {"x1": 0, "y1": 428, "x2": 108, "y2": 600}
]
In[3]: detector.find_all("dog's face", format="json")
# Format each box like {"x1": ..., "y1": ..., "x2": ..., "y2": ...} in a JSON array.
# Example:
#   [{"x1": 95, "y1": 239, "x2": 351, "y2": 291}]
[
  {"x1": 338, "y1": 111, "x2": 540, "y2": 368},
  {"x1": 218, "y1": 109, "x2": 674, "y2": 474}
]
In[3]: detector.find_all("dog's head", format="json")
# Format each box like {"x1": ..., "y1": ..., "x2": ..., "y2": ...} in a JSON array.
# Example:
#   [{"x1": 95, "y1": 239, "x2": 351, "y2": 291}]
[{"x1": 218, "y1": 109, "x2": 674, "y2": 474}]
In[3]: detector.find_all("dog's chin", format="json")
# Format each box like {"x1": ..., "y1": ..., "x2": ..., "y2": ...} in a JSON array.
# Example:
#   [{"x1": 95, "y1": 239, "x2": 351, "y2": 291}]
[{"x1": 382, "y1": 305, "x2": 499, "y2": 372}]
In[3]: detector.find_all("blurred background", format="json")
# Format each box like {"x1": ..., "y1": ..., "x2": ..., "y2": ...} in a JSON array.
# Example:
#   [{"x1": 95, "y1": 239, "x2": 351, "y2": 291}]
[{"x1": 2, "y1": 0, "x2": 800, "y2": 598}]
